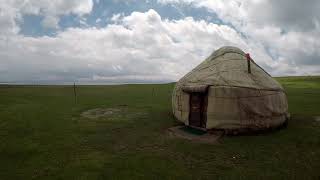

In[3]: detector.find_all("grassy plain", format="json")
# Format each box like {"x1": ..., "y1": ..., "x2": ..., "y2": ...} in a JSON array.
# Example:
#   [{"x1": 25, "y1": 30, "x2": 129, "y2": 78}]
[{"x1": 0, "y1": 76, "x2": 319, "y2": 179}]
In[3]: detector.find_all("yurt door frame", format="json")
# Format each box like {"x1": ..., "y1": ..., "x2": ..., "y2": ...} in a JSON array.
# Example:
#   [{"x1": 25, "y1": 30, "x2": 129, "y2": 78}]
[{"x1": 188, "y1": 92, "x2": 207, "y2": 128}]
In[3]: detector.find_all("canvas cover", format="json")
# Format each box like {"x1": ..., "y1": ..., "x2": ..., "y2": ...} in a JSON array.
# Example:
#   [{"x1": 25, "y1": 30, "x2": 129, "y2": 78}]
[{"x1": 172, "y1": 46, "x2": 289, "y2": 130}]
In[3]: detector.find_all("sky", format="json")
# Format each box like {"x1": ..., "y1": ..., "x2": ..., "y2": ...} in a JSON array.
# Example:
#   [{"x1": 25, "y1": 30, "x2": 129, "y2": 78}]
[{"x1": 0, "y1": 0, "x2": 319, "y2": 84}]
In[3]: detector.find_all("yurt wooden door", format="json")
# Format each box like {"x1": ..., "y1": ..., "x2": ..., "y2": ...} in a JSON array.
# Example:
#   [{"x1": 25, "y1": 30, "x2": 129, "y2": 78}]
[{"x1": 189, "y1": 93, "x2": 207, "y2": 128}]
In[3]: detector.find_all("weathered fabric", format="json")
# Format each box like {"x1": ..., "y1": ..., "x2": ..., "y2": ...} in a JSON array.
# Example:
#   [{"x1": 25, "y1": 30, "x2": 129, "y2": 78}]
[{"x1": 172, "y1": 46, "x2": 289, "y2": 130}]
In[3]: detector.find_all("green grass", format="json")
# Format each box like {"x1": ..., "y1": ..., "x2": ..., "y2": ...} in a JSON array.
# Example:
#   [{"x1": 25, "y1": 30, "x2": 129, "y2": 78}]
[{"x1": 0, "y1": 76, "x2": 319, "y2": 180}]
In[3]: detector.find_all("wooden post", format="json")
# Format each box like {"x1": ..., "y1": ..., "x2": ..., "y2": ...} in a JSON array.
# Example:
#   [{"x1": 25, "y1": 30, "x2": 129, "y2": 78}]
[
  {"x1": 246, "y1": 53, "x2": 251, "y2": 74},
  {"x1": 73, "y1": 82, "x2": 77, "y2": 104}
]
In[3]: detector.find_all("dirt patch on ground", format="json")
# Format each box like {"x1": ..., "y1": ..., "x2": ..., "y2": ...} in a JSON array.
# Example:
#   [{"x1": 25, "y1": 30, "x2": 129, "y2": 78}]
[
  {"x1": 80, "y1": 107, "x2": 147, "y2": 120},
  {"x1": 81, "y1": 108, "x2": 122, "y2": 119},
  {"x1": 167, "y1": 126, "x2": 223, "y2": 144},
  {"x1": 315, "y1": 116, "x2": 320, "y2": 122}
]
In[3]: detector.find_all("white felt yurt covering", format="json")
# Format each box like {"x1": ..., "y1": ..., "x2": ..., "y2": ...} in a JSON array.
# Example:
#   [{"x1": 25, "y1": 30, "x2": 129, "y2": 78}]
[{"x1": 172, "y1": 46, "x2": 289, "y2": 131}]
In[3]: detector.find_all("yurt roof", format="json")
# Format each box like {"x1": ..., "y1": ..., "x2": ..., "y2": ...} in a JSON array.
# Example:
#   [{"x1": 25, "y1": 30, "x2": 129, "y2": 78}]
[{"x1": 177, "y1": 46, "x2": 283, "y2": 91}]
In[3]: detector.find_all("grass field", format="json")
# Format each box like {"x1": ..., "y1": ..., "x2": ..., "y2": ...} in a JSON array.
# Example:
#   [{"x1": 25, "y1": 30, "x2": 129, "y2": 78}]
[{"x1": 0, "y1": 76, "x2": 319, "y2": 179}]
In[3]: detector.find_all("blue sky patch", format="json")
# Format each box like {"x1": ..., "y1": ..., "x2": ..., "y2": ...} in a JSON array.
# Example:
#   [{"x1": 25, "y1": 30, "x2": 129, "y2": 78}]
[{"x1": 18, "y1": 0, "x2": 224, "y2": 37}]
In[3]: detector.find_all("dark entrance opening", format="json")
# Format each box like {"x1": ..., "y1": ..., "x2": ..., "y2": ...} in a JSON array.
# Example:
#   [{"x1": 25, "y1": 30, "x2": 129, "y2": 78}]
[{"x1": 189, "y1": 92, "x2": 207, "y2": 128}]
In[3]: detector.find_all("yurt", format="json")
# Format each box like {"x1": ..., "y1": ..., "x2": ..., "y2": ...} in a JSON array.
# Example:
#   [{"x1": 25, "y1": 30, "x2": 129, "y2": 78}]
[{"x1": 172, "y1": 46, "x2": 289, "y2": 132}]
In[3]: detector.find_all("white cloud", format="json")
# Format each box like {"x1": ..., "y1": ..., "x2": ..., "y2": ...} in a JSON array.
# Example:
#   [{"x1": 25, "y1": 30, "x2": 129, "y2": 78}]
[
  {"x1": 0, "y1": 9, "x2": 272, "y2": 83},
  {"x1": 1, "y1": 0, "x2": 319, "y2": 84},
  {"x1": 18, "y1": 0, "x2": 93, "y2": 16},
  {"x1": 157, "y1": 0, "x2": 320, "y2": 75},
  {"x1": 1, "y1": 0, "x2": 93, "y2": 30},
  {"x1": 95, "y1": 18, "x2": 101, "y2": 23},
  {"x1": 0, "y1": 2, "x2": 21, "y2": 34},
  {"x1": 110, "y1": 13, "x2": 123, "y2": 23},
  {"x1": 41, "y1": 15, "x2": 59, "y2": 29}
]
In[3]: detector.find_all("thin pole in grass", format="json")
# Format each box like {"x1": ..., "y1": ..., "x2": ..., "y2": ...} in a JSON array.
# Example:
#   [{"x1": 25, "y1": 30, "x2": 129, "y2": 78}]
[
  {"x1": 152, "y1": 87, "x2": 155, "y2": 97},
  {"x1": 151, "y1": 87, "x2": 155, "y2": 110},
  {"x1": 73, "y1": 82, "x2": 77, "y2": 104}
]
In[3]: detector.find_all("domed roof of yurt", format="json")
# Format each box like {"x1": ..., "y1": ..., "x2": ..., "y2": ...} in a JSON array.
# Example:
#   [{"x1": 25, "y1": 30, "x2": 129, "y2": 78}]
[{"x1": 172, "y1": 46, "x2": 289, "y2": 132}]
